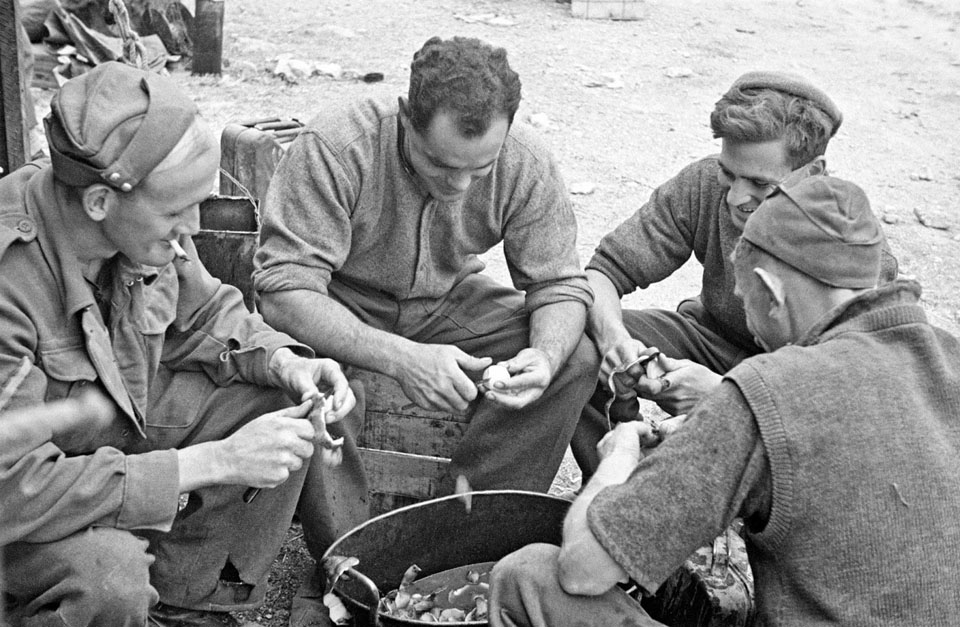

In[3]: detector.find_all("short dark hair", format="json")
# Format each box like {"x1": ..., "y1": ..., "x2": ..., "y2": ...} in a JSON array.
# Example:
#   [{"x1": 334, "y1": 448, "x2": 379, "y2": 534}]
[
  {"x1": 710, "y1": 87, "x2": 835, "y2": 169},
  {"x1": 407, "y1": 36, "x2": 522, "y2": 137}
]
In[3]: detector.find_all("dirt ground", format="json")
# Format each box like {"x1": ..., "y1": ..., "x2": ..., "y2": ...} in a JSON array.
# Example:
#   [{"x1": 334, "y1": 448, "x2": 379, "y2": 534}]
[{"x1": 27, "y1": 0, "x2": 960, "y2": 624}]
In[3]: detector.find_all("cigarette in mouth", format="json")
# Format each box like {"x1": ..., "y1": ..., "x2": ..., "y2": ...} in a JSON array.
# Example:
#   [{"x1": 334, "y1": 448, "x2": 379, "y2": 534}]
[{"x1": 169, "y1": 239, "x2": 189, "y2": 262}]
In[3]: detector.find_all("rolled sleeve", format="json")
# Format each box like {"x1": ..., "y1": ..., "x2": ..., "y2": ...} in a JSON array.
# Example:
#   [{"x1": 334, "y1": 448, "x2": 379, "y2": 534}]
[
  {"x1": 116, "y1": 449, "x2": 180, "y2": 531},
  {"x1": 254, "y1": 130, "x2": 356, "y2": 297},
  {"x1": 525, "y1": 278, "x2": 594, "y2": 311},
  {"x1": 585, "y1": 157, "x2": 721, "y2": 297}
]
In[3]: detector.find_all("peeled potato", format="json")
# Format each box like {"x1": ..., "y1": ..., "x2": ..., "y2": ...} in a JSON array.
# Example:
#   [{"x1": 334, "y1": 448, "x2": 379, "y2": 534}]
[{"x1": 482, "y1": 364, "x2": 510, "y2": 388}]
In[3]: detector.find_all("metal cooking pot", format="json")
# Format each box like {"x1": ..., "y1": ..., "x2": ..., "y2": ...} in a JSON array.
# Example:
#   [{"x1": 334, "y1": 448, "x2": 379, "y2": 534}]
[{"x1": 322, "y1": 490, "x2": 570, "y2": 626}]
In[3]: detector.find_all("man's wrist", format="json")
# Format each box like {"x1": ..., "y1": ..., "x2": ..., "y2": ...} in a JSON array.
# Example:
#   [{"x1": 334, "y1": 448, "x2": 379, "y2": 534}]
[
  {"x1": 177, "y1": 441, "x2": 229, "y2": 493},
  {"x1": 592, "y1": 451, "x2": 640, "y2": 485}
]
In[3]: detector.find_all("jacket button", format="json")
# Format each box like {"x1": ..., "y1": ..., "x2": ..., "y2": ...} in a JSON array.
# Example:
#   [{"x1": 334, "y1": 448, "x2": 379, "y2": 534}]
[{"x1": 16, "y1": 219, "x2": 33, "y2": 234}]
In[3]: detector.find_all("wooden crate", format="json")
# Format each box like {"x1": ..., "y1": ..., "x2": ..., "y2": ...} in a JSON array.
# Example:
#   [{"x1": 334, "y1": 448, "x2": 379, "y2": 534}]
[
  {"x1": 350, "y1": 369, "x2": 467, "y2": 515},
  {"x1": 570, "y1": 0, "x2": 645, "y2": 20}
]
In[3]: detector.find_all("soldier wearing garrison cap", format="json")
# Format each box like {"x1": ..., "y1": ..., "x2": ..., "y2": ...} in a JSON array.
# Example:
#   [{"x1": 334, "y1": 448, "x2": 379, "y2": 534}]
[
  {"x1": 572, "y1": 70, "x2": 899, "y2": 478},
  {"x1": 490, "y1": 175, "x2": 960, "y2": 626},
  {"x1": 0, "y1": 61, "x2": 357, "y2": 627}
]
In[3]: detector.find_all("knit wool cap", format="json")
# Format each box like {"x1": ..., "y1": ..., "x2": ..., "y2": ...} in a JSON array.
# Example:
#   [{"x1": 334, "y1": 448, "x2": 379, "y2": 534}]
[
  {"x1": 742, "y1": 176, "x2": 883, "y2": 289},
  {"x1": 44, "y1": 61, "x2": 199, "y2": 191},
  {"x1": 728, "y1": 70, "x2": 843, "y2": 137}
]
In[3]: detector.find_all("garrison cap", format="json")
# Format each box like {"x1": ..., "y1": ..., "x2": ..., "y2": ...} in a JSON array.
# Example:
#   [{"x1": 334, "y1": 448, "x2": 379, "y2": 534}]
[
  {"x1": 742, "y1": 176, "x2": 883, "y2": 289},
  {"x1": 727, "y1": 70, "x2": 843, "y2": 137},
  {"x1": 44, "y1": 61, "x2": 199, "y2": 191}
]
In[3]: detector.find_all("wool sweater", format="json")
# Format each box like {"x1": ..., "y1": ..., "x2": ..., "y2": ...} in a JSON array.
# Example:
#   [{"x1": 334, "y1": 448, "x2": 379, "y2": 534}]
[
  {"x1": 588, "y1": 281, "x2": 960, "y2": 625},
  {"x1": 729, "y1": 280, "x2": 960, "y2": 625},
  {"x1": 587, "y1": 157, "x2": 899, "y2": 352},
  {"x1": 253, "y1": 97, "x2": 592, "y2": 312},
  {"x1": 587, "y1": 157, "x2": 754, "y2": 348}
]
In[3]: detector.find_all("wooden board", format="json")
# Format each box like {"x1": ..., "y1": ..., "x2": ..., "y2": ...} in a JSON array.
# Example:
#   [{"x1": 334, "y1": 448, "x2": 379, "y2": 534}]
[
  {"x1": 1, "y1": 0, "x2": 27, "y2": 178},
  {"x1": 351, "y1": 368, "x2": 468, "y2": 459}
]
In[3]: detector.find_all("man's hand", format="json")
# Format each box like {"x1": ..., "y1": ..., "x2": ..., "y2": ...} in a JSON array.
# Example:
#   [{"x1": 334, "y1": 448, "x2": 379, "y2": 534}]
[
  {"x1": 596, "y1": 420, "x2": 655, "y2": 467},
  {"x1": 267, "y1": 348, "x2": 356, "y2": 423},
  {"x1": 180, "y1": 400, "x2": 318, "y2": 492},
  {"x1": 598, "y1": 339, "x2": 655, "y2": 390},
  {"x1": 478, "y1": 347, "x2": 552, "y2": 409},
  {"x1": 394, "y1": 344, "x2": 492, "y2": 414},
  {"x1": 635, "y1": 353, "x2": 722, "y2": 416}
]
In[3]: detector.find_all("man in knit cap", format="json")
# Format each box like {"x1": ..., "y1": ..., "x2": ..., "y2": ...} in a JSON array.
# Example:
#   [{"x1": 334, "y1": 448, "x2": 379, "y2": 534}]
[
  {"x1": 489, "y1": 175, "x2": 960, "y2": 626},
  {"x1": 0, "y1": 61, "x2": 357, "y2": 626},
  {"x1": 573, "y1": 70, "x2": 898, "y2": 477}
]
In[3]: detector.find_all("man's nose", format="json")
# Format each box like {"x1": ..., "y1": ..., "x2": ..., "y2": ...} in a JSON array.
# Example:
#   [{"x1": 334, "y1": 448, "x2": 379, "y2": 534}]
[
  {"x1": 726, "y1": 179, "x2": 756, "y2": 209},
  {"x1": 181, "y1": 206, "x2": 201, "y2": 235}
]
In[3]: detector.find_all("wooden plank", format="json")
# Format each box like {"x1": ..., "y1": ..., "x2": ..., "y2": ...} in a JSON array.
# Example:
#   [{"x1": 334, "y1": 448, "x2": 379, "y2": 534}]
[
  {"x1": 358, "y1": 447, "x2": 449, "y2": 500},
  {"x1": 0, "y1": 0, "x2": 27, "y2": 178},
  {"x1": 352, "y1": 368, "x2": 470, "y2": 422},
  {"x1": 352, "y1": 368, "x2": 468, "y2": 458},
  {"x1": 359, "y1": 410, "x2": 466, "y2": 458}
]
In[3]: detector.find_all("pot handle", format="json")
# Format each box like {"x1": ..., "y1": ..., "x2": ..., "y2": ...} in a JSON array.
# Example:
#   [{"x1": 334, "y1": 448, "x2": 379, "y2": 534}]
[{"x1": 346, "y1": 567, "x2": 382, "y2": 627}]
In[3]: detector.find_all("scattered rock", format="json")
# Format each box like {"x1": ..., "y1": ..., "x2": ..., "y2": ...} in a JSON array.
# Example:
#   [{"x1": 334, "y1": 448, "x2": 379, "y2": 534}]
[
  {"x1": 454, "y1": 13, "x2": 518, "y2": 26},
  {"x1": 570, "y1": 182, "x2": 597, "y2": 195},
  {"x1": 881, "y1": 212, "x2": 900, "y2": 225},
  {"x1": 528, "y1": 113, "x2": 557, "y2": 130},
  {"x1": 583, "y1": 72, "x2": 624, "y2": 89},
  {"x1": 664, "y1": 66, "x2": 694, "y2": 78},
  {"x1": 913, "y1": 207, "x2": 950, "y2": 230}
]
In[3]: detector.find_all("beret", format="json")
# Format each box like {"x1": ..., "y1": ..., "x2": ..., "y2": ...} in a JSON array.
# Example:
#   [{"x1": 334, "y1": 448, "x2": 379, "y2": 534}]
[
  {"x1": 727, "y1": 70, "x2": 843, "y2": 137},
  {"x1": 742, "y1": 176, "x2": 883, "y2": 289},
  {"x1": 43, "y1": 61, "x2": 199, "y2": 191}
]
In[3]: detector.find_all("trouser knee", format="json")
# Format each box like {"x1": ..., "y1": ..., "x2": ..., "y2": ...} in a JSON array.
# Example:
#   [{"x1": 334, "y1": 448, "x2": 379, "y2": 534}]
[{"x1": 5, "y1": 528, "x2": 157, "y2": 627}]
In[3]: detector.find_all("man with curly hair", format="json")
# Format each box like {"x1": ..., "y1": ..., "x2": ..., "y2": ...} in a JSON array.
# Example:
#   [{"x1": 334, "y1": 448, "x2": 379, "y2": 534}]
[
  {"x1": 572, "y1": 71, "x2": 898, "y2": 477},
  {"x1": 254, "y1": 35, "x2": 597, "y2": 553}
]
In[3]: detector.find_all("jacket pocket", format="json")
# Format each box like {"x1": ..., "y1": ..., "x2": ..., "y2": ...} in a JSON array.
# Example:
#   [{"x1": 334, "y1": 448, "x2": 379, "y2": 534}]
[{"x1": 39, "y1": 345, "x2": 98, "y2": 400}]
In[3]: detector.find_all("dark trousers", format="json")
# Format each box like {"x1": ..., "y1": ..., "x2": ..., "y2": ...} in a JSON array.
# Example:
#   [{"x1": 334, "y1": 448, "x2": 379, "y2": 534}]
[
  {"x1": 572, "y1": 299, "x2": 759, "y2": 479},
  {"x1": 327, "y1": 273, "x2": 600, "y2": 497}
]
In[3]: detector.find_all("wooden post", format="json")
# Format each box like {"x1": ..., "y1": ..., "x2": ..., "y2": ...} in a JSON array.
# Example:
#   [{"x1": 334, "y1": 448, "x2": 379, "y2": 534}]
[
  {"x1": 191, "y1": 0, "x2": 224, "y2": 75},
  {"x1": 0, "y1": 0, "x2": 28, "y2": 178}
]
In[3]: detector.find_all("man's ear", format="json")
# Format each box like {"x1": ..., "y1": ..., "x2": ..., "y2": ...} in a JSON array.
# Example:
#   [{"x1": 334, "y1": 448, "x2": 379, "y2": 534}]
[
  {"x1": 753, "y1": 267, "x2": 786, "y2": 315},
  {"x1": 80, "y1": 184, "x2": 117, "y2": 223},
  {"x1": 805, "y1": 156, "x2": 826, "y2": 177}
]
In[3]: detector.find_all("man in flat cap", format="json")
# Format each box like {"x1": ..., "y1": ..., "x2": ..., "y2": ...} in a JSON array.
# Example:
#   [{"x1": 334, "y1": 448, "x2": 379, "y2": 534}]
[
  {"x1": 573, "y1": 70, "x2": 898, "y2": 476},
  {"x1": 0, "y1": 61, "x2": 357, "y2": 626},
  {"x1": 489, "y1": 176, "x2": 960, "y2": 626}
]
